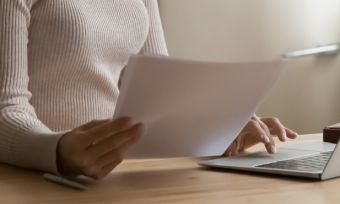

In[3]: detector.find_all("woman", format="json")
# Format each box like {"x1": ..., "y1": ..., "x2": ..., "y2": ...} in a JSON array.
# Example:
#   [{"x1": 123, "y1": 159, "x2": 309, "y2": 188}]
[{"x1": 0, "y1": 0, "x2": 297, "y2": 180}]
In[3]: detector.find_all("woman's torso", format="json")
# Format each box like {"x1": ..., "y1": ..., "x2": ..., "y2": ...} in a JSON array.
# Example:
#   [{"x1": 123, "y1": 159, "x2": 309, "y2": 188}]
[{"x1": 27, "y1": 0, "x2": 150, "y2": 131}]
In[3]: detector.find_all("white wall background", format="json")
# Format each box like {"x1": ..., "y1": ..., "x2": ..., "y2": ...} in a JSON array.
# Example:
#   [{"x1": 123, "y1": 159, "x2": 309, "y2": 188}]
[{"x1": 159, "y1": 0, "x2": 340, "y2": 134}]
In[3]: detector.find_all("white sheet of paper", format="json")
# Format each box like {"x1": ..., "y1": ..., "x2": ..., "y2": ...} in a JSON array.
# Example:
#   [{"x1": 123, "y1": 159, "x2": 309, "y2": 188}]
[{"x1": 114, "y1": 55, "x2": 286, "y2": 158}]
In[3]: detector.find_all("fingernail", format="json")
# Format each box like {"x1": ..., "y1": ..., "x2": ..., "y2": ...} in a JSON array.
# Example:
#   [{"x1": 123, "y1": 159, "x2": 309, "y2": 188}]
[
  {"x1": 264, "y1": 135, "x2": 270, "y2": 143},
  {"x1": 270, "y1": 145, "x2": 276, "y2": 154}
]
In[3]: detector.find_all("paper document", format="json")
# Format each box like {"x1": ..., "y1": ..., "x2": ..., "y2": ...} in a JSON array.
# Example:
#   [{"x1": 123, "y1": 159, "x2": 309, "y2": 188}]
[{"x1": 114, "y1": 55, "x2": 286, "y2": 158}]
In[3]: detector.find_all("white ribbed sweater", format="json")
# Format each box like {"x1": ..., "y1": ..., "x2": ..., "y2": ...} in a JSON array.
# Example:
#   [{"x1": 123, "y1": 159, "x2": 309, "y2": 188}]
[{"x1": 0, "y1": 0, "x2": 168, "y2": 174}]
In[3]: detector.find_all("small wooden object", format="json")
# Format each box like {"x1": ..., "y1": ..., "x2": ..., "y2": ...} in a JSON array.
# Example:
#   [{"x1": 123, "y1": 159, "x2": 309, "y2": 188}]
[{"x1": 323, "y1": 123, "x2": 340, "y2": 144}]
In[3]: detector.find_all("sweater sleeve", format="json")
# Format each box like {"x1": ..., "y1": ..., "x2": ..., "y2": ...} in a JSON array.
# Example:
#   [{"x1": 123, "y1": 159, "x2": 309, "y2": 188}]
[
  {"x1": 0, "y1": 0, "x2": 65, "y2": 174},
  {"x1": 140, "y1": 0, "x2": 169, "y2": 56}
]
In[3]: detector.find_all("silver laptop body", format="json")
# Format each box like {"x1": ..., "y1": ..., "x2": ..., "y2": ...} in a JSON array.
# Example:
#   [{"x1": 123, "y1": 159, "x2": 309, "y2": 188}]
[{"x1": 199, "y1": 140, "x2": 340, "y2": 180}]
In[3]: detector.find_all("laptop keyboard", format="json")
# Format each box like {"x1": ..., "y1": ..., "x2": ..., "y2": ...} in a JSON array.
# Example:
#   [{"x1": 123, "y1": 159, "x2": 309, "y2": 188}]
[{"x1": 256, "y1": 151, "x2": 333, "y2": 172}]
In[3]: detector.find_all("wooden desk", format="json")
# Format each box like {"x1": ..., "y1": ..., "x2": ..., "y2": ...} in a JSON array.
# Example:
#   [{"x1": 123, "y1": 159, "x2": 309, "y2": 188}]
[{"x1": 1, "y1": 134, "x2": 340, "y2": 204}]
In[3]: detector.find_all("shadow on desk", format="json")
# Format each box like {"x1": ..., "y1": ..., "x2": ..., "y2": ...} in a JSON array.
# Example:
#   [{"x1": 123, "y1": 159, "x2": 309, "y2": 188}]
[{"x1": 198, "y1": 166, "x2": 318, "y2": 183}]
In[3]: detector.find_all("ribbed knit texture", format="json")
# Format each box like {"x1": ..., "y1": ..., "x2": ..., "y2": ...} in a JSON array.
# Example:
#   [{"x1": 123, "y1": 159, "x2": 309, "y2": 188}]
[{"x1": 0, "y1": 0, "x2": 168, "y2": 174}]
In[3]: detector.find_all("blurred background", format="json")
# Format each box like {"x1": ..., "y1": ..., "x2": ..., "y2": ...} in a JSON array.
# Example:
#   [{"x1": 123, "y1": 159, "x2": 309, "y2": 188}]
[{"x1": 158, "y1": 0, "x2": 340, "y2": 134}]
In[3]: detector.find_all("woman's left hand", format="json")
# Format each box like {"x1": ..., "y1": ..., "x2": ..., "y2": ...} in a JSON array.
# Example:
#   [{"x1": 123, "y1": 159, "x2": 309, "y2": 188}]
[{"x1": 224, "y1": 114, "x2": 298, "y2": 156}]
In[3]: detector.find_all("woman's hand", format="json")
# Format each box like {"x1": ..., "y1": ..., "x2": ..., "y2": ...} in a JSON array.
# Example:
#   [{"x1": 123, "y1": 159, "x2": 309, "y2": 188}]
[
  {"x1": 224, "y1": 114, "x2": 298, "y2": 156},
  {"x1": 56, "y1": 117, "x2": 144, "y2": 180}
]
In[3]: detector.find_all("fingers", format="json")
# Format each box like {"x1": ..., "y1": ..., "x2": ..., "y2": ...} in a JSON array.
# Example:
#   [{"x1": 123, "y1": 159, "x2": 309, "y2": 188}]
[
  {"x1": 83, "y1": 129, "x2": 141, "y2": 179},
  {"x1": 260, "y1": 117, "x2": 287, "y2": 142},
  {"x1": 87, "y1": 123, "x2": 144, "y2": 157},
  {"x1": 224, "y1": 139, "x2": 241, "y2": 156},
  {"x1": 83, "y1": 158, "x2": 123, "y2": 180},
  {"x1": 95, "y1": 160, "x2": 123, "y2": 180},
  {"x1": 261, "y1": 117, "x2": 298, "y2": 141},
  {"x1": 67, "y1": 125, "x2": 141, "y2": 180},
  {"x1": 247, "y1": 119, "x2": 271, "y2": 144},
  {"x1": 285, "y1": 127, "x2": 298, "y2": 139},
  {"x1": 257, "y1": 116, "x2": 299, "y2": 153},
  {"x1": 82, "y1": 117, "x2": 135, "y2": 146},
  {"x1": 224, "y1": 118, "x2": 274, "y2": 156},
  {"x1": 68, "y1": 124, "x2": 143, "y2": 180},
  {"x1": 56, "y1": 117, "x2": 144, "y2": 179},
  {"x1": 253, "y1": 117, "x2": 276, "y2": 154},
  {"x1": 223, "y1": 115, "x2": 298, "y2": 157},
  {"x1": 94, "y1": 135, "x2": 137, "y2": 168}
]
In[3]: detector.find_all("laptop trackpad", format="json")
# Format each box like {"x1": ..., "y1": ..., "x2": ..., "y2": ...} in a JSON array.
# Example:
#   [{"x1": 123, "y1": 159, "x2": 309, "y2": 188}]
[{"x1": 201, "y1": 141, "x2": 336, "y2": 168}]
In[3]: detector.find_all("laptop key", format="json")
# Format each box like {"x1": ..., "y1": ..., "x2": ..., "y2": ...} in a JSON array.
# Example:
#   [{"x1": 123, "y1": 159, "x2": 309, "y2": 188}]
[{"x1": 256, "y1": 151, "x2": 333, "y2": 172}]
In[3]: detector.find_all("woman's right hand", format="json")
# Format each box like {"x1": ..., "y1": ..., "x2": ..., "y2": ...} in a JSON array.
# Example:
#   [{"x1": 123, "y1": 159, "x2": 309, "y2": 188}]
[{"x1": 56, "y1": 117, "x2": 144, "y2": 180}]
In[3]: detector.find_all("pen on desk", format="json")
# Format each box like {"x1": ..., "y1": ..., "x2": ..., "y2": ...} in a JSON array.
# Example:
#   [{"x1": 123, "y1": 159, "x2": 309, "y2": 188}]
[{"x1": 43, "y1": 173, "x2": 88, "y2": 190}]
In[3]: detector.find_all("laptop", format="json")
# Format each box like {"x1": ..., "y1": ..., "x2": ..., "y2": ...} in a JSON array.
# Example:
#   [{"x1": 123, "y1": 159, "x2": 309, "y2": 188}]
[{"x1": 199, "y1": 139, "x2": 340, "y2": 180}]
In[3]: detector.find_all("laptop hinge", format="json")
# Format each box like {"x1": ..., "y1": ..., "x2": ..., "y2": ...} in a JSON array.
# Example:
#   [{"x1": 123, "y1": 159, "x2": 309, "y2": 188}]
[{"x1": 321, "y1": 138, "x2": 340, "y2": 180}]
